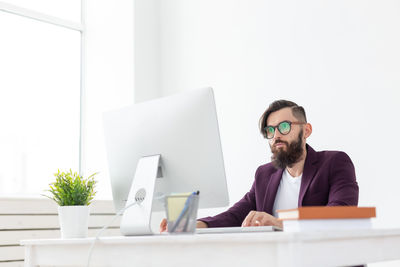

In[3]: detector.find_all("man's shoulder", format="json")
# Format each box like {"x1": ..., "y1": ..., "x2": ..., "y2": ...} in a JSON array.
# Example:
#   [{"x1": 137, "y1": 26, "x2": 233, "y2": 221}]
[
  {"x1": 313, "y1": 148, "x2": 352, "y2": 162},
  {"x1": 308, "y1": 146, "x2": 354, "y2": 168}
]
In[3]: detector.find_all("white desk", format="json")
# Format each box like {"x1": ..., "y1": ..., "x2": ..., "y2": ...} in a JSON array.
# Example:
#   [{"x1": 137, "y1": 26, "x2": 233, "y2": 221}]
[{"x1": 21, "y1": 229, "x2": 400, "y2": 267}]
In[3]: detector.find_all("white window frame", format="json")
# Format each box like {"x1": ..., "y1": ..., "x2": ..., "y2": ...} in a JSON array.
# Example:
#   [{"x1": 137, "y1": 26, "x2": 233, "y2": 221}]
[{"x1": 0, "y1": 0, "x2": 86, "y2": 174}]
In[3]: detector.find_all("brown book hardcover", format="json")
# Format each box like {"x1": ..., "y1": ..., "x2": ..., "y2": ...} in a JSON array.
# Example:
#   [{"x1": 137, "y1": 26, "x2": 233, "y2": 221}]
[{"x1": 277, "y1": 206, "x2": 376, "y2": 220}]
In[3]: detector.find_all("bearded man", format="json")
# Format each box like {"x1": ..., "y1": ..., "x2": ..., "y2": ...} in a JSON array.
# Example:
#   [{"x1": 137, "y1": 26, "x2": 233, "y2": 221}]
[{"x1": 160, "y1": 100, "x2": 359, "y2": 231}]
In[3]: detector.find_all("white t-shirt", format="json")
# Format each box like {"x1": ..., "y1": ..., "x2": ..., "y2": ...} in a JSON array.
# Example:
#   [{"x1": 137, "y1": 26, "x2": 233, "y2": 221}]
[{"x1": 272, "y1": 168, "x2": 302, "y2": 217}]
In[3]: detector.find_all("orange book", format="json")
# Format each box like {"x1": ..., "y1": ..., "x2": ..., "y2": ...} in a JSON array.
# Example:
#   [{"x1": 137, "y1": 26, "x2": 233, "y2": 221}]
[{"x1": 277, "y1": 206, "x2": 376, "y2": 220}]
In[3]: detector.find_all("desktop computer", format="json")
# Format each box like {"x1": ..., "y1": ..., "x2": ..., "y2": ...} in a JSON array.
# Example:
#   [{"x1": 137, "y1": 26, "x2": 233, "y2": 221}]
[{"x1": 103, "y1": 87, "x2": 229, "y2": 235}]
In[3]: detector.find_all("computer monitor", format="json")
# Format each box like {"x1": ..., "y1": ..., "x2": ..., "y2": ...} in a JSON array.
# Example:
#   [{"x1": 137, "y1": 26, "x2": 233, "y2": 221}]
[{"x1": 103, "y1": 87, "x2": 229, "y2": 235}]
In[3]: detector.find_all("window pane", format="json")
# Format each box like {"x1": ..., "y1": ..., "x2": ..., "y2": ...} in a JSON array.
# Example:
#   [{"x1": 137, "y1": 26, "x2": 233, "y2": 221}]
[
  {"x1": 3, "y1": 0, "x2": 81, "y2": 23},
  {"x1": 0, "y1": 12, "x2": 80, "y2": 194}
]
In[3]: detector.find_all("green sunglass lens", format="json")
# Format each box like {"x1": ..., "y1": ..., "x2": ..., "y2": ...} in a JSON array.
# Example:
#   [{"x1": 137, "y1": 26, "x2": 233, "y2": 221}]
[
  {"x1": 278, "y1": 122, "x2": 291, "y2": 134},
  {"x1": 266, "y1": 127, "x2": 275, "y2": 138}
]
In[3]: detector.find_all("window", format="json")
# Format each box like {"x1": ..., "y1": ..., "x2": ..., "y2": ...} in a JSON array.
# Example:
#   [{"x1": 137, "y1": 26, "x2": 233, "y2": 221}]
[
  {"x1": 0, "y1": 0, "x2": 135, "y2": 198},
  {"x1": 0, "y1": 2, "x2": 81, "y2": 194},
  {"x1": 3, "y1": 0, "x2": 81, "y2": 22}
]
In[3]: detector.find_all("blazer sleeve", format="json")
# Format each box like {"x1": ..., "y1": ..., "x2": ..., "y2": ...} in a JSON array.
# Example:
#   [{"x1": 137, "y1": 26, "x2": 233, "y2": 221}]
[
  {"x1": 327, "y1": 152, "x2": 359, "y2": 206},
  {"x1": 197, "y1": 169, "x2": 260, "y2": 227}
]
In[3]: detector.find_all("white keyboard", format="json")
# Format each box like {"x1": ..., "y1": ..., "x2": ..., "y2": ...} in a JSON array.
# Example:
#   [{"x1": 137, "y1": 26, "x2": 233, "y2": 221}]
[{"x1": 196, "y1": 225, "x2": 282, "y2": 234}]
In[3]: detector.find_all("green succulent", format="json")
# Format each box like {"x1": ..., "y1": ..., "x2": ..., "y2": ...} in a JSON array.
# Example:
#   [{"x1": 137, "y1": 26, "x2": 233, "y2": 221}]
[{"x1": 44, "y1": 169, "x2": 97, "y2": 206}]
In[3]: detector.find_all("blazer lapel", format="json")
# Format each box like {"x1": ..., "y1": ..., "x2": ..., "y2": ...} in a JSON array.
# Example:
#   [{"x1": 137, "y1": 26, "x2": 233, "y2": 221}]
[
  {"x1": 264, "y1": 168, "x2": 284, "y2": 214},
  {"x1": 298, "y1": 144, "x2": 318, "y2": 207}
]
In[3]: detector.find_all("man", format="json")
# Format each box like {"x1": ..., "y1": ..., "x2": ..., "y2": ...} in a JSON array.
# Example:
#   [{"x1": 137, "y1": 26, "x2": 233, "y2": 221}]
[{"x1": 160, "y1": 100, "x2": 358, "y2": 231}]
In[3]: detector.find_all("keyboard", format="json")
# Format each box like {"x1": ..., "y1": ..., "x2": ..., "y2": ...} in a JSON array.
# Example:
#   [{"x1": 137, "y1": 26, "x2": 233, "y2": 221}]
[{"x1": 196, "y1": 225, "x2": 282, "y2": 234}]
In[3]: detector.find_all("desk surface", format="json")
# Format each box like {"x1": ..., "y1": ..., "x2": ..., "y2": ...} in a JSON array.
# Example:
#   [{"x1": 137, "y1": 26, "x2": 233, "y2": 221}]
[{"x1": 21, "y1": 228, "x2": 400, "y2": 267}]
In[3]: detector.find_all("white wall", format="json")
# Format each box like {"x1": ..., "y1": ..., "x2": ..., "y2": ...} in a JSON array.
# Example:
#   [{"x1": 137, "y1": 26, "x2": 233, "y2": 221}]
[
  {"x1": 134, "y1": 0, "x2": 161, "y2": 103},
  {"x1": 83, "y1": 0, "x2": 135, "y2": 198},
  {"x1": 136, "y1": 0, "x2": 400, "y2": 244}
]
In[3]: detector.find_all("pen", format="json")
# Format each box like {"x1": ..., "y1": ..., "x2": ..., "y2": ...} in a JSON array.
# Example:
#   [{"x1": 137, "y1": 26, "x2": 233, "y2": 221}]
[{"x1": 183, "y1": 191, "x2": 200, "y2": 231}]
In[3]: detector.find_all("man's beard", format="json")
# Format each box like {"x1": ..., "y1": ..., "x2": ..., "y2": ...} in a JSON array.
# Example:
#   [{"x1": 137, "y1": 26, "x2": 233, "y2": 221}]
[{"x1": 270, "y1": 130, "x2": 304, "y2": 169}]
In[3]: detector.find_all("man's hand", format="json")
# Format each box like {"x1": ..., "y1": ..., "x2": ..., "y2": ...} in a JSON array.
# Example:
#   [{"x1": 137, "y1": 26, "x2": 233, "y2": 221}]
[
  {"x1": 159, "y1": 218, "x2": 168, "y2": 232},
  {"x1": 159, "y1": 218, "x2": 208, "y2": 233},
  {"x1": 241, "y1": 211, "x2": 283, "y2": 228}
]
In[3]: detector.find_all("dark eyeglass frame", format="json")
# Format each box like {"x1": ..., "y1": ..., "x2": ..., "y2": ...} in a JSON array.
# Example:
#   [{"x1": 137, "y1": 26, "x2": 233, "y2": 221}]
[{"x1": 264, "y1": 120, "x2": 305, "y2": 139}]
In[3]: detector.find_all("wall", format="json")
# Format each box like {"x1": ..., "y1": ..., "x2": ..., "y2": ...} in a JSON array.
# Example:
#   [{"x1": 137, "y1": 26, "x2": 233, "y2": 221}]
[
  {"x1": 134, "y1": 0, "x2": 162, "y2": 103},
  {"x1": 83, "y1": 0, "x2": 135, "y2": 198},
  {"x1": 136, "y1": 0, "x2": 400, "y2": 244}
]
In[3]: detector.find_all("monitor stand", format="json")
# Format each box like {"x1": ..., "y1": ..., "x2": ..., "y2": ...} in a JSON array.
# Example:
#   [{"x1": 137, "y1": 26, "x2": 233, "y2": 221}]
[{"x1": 120, "y1": 154, "x2": 161, "y2": 235}]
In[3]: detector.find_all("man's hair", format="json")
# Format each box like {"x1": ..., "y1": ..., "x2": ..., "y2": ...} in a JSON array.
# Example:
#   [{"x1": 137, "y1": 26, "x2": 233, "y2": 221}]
[{"x1": 259, "y1": 100, "x2": 307, "y2": 138}]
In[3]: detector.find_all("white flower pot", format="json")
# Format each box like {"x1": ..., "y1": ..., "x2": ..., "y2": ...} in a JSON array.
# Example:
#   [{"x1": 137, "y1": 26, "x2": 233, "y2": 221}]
[{"x1": 58, "y1": 206, "x2": 90, "y2": 239}]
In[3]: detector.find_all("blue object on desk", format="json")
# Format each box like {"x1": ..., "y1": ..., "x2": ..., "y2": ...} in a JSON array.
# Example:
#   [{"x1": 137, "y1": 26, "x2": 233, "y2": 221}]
[{"x1": 169, "y1": 191, "x2": 199, "y2": 233}]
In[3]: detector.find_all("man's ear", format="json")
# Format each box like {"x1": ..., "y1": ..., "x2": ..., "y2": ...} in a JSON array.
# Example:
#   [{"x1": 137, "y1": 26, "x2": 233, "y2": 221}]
[{"x1": 304, "y1": 123, "x2": 312, "y2": 139}]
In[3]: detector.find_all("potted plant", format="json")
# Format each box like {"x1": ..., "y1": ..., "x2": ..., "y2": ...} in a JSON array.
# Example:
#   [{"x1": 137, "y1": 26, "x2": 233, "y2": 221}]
[{"x1": 44, "y1": 169, "x2": 97, "y2": 238}]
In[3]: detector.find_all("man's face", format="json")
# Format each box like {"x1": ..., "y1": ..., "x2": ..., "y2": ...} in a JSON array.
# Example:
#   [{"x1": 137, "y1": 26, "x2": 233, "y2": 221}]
[{"x1": 266, "y1": 107, "x2": 306, "y2": 169}]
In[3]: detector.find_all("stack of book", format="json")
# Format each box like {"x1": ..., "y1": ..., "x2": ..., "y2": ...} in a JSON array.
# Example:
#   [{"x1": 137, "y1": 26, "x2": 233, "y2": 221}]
[{"x1": 277, "y1": 206, "x2": 376, "y2": 232}]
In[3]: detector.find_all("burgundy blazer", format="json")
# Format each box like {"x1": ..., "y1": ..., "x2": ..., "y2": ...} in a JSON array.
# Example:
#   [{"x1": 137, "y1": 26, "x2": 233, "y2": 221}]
[{"x1": 199, "y1": 144, "x2": 359, "y2": 227}]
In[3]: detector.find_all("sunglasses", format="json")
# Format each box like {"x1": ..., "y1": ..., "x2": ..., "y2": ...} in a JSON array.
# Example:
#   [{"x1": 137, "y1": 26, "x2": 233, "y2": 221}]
[{"x1": 264, "y1": 121, "x2": 305, "y2": 139}]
